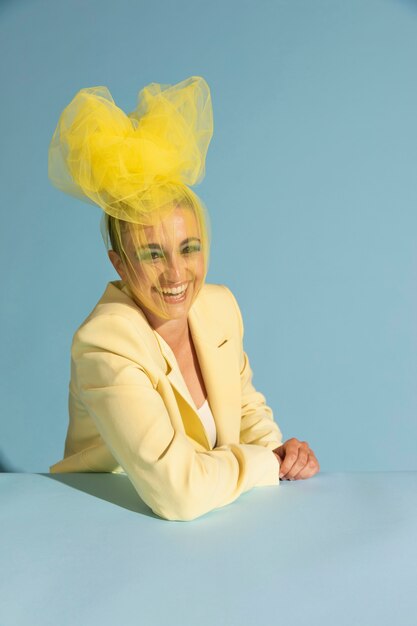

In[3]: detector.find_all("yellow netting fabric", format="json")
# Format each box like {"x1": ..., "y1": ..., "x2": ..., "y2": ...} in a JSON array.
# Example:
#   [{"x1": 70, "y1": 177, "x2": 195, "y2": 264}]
[{"x1": 48, "y1": 75, "x2": 213, "y2": 222}]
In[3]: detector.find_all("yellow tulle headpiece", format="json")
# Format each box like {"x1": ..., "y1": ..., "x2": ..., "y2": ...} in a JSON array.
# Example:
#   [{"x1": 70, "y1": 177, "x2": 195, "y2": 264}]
[{"x1": 48, "y1": 76, "x2": 213, "y2": 223}]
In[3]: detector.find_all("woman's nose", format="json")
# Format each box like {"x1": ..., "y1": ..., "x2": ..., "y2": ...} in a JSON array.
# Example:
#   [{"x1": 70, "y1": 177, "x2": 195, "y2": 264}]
[{"x1": 164, "y1": 253, "x2": 186, "y2": 281}]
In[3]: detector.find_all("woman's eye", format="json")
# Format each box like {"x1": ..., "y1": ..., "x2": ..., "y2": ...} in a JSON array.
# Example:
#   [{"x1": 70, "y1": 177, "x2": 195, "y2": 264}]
[
  {"x1": 136, "y1": 249, "x2": 164, "y2": 262},
  {"x1": 136, "y1": 245, "x2": 201, "y2": 261},
  {"x1": 182, "y1": 245, "x2": 201, "y2": 254}
]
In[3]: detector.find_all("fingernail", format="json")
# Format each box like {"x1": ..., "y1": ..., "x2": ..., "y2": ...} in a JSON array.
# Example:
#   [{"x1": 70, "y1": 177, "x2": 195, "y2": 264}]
[{"x1": 279, "y1": 472, "x2": 284, "y2": 478}]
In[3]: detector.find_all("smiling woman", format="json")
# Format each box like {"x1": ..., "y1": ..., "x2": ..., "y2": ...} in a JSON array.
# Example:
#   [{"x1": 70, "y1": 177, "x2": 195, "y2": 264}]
[{"x1": 47, "y1": 76, "x2": 319, "y2": 521}]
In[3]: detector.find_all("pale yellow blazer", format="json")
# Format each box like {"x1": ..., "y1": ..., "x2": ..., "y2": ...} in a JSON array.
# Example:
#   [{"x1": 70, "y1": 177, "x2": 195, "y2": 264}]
[{"x1": 50, "y1": 280, "x2": 283, "y2": 520}]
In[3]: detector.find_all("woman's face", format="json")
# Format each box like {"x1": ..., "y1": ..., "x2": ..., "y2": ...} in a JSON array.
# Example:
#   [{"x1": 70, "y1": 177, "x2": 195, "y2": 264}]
[{"x1": 112, "y1": 206, "x2": 206, "y2": 324}]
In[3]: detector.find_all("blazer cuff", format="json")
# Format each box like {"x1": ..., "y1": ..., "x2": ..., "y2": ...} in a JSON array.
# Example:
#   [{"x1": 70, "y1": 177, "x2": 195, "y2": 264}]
[{"x1": 222, "y1": 442, "x2": 281, "y2": 490}]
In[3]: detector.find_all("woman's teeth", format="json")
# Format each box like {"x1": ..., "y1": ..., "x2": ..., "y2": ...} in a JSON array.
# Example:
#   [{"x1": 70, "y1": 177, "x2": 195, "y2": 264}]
[{"x1": 159, "y1": 283, "x2": 188, "y2": 299}]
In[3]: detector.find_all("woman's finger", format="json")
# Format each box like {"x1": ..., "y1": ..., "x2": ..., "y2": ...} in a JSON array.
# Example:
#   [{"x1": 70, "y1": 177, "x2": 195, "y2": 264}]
[
  {"x1": 278, "y1": 439, "x2": 299, "y2": 477},
  {"x1": 293, "y1": 450, "x2": 320, "y2": 480},
  {"x1": 279, "y1": 439, "x2": 309, "y2": 479},
  {"x1": 283, "y1": 441, "x2": 310, "y2": 479}
]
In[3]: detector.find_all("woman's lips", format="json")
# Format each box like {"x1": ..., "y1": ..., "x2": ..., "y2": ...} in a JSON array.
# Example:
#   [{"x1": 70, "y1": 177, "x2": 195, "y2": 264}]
[{"x1": 157, "y1": 283, "x2": 189, "y2": 302}]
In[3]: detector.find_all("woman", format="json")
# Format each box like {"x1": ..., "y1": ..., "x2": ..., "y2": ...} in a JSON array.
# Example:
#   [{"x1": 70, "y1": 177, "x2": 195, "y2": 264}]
[{"x1": 48, "y1": 76, "x2": 319, "y2": 521}]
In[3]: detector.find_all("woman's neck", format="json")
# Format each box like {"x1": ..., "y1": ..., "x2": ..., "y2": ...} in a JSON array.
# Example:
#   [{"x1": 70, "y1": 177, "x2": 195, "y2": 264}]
[
  {"x1": 152, "y1": 318, "x2": 191, "y2": 354},
  {"x1": 121, "y1": 281, "x2": 191, "y2": 353}
]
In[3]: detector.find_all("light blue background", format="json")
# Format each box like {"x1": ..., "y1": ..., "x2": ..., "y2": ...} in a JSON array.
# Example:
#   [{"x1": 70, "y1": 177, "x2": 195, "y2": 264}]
[{"x1": 0, "y1": 0, "x2": 416, "y2": 473}]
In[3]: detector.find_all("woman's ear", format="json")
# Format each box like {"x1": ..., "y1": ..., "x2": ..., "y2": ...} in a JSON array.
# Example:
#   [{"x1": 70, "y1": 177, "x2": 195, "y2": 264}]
[{"x1": 108, "y1": 250, "x2": 127, "y2": 281}]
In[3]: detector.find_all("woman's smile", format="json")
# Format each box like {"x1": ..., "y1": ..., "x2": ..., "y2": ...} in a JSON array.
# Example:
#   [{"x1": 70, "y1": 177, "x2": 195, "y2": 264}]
[{"x1": 155, "y1": 281, "x2": 190, "y2": 303}]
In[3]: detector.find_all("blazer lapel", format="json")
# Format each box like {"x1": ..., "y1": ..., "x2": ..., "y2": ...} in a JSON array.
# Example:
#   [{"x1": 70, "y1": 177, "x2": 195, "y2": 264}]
[
  {"x1": 188, "y1": 300, "x2": 241, "y2": 448},
  {"x1": 116, "y1": 280, "x2": 241, "y2": 449},
  {"x1": 152, "y1": 330, "x2": 212, "y2": 449},
  {"x1": 152, "y1": 331, "x2": 197, "y2": 410}
]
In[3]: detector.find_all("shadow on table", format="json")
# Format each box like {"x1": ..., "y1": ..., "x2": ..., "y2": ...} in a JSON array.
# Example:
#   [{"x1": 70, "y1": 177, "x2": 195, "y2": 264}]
[{"x1": 43, "y1": 472, "x2": 160, "y2": 519}]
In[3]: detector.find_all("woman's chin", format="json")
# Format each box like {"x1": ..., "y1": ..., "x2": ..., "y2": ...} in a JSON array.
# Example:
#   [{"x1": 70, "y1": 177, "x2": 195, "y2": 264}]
[
  {"x1": 158, "y1": 296, "x2": 193, "y2": 320},
  {"x1": 141, "y1": 286, "x2": 190, "y2": 319}
]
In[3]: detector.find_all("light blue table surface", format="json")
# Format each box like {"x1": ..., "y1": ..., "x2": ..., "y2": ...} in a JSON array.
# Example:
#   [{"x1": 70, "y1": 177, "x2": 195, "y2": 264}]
[{"x1": 1, "y1": 471, "x2": 416, "y2": 626}]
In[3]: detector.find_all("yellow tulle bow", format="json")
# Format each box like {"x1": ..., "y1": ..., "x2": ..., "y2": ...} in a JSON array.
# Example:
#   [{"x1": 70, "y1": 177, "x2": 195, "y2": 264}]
[{"x1": 48, "y1": 76, "x2": 213, "y2": 221}]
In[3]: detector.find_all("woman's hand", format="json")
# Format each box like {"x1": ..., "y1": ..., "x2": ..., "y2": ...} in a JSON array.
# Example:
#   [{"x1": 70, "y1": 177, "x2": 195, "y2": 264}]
[{"x1": 273, "y1": 438, "x2": 320, "y2": 480}]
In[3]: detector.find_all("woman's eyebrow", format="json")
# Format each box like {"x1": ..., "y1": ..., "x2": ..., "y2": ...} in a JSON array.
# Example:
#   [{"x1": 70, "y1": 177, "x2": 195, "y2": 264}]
[{"x1": 137, "y1": 237, "x2": 201, "y2": 250}]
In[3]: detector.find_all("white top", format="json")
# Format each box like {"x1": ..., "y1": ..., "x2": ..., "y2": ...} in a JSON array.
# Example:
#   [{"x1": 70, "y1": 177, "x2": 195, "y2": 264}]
[{"x1": 196, "y1": 398, "x2": 217, "y2": 448}]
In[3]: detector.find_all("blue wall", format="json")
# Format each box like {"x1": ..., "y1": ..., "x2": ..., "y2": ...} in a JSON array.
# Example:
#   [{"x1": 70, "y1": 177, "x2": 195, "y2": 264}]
[{"x1": 0, "y1": 0, "x2": 416, "y2": 472}]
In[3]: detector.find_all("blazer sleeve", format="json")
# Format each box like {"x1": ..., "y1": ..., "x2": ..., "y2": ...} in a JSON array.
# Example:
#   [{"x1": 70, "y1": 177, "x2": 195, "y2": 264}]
[
  {"x1": 222, "y1": 286, "x2": 284, "y2": 450},
  {"x1": 71, "y1": 313, "x2": 280, "y2": 522}
]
